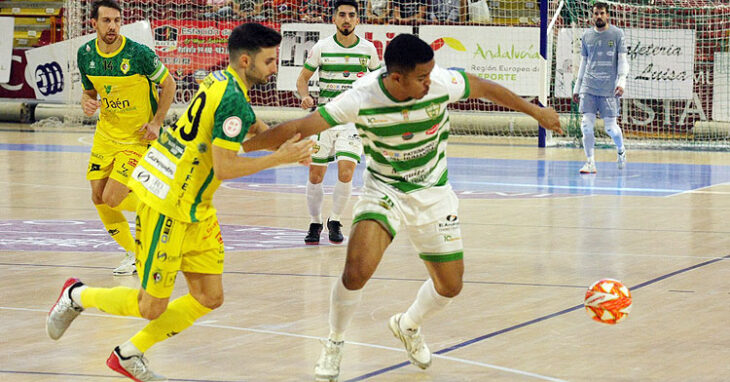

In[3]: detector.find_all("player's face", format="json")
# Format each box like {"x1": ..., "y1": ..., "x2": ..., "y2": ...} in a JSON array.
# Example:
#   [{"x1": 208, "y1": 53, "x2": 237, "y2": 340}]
[
  {"x1": 245, "y1": 46, "x2": 279, "y2": 85},
  {"x1": 93, "y1": 6, "x2": 122, "y2": 45},
  {"x1": 592, "y1": 7, "x2": 609, "y2": 29},
  {"x1": 334, "y1": 5, "x2": 358, "y2": 36},
  {"x1": 400, "y1": 60, "x2": 435, "y2": 99}
]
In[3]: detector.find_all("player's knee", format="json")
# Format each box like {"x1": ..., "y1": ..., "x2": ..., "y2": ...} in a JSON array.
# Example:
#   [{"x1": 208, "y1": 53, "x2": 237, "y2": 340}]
[
  {"x1": 603, "y1": 117, "x2": 620, "y2": 135},
  {"x1": 581, "y1": 114, "x2": 596, "y2": 136},
  {"x1": 193, "y1": 291, "x2": 224, "y2": 310},
  {"x1": 337, "y1": 168, "x2": 354, "y2": 183},
  {"x1": 101, "y1": 190, "x2": 125, "y2": 208},
  {"x1": 91, "y1": 191, "x2": 104, "y2": 205},
  {"x1": 309, "y1": 171, "x2": 324, "y2": 184},
  {"x1": 436, "y1": 281, "x2": 462, "y2": 298},
  {"x1": 139, "y1": 300, "x2": 168, "y2": 320}
]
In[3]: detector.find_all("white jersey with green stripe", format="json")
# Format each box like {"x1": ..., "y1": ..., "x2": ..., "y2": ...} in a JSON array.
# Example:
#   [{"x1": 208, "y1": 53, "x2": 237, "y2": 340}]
[
  {"x1": 320, "y1": 65, "x2": 470, "y2": 193},
  {"x1": 304, "y1": 35, "x2": 381, "y2": 131}
]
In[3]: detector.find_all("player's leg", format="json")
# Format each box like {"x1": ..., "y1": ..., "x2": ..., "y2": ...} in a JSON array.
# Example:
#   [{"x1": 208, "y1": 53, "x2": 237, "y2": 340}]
[
  {"x1": 328, "y1": 128, "x2": 362, "y2": 244},
  {"x1": 389, "y1": 188, "x2": 463, "y2": 369},
  {"x1": 599, "y1": 97, "x2": 626, "y2": 169},
  {"x1": 306, "y1": 131, "x2": 335, "y2": 244},
  {"x1": 315, "y1": 182, "x2": 401, "y2": 381},
  {"x1": 578, "y1": 94, "x2": 598, "y2": 174}
]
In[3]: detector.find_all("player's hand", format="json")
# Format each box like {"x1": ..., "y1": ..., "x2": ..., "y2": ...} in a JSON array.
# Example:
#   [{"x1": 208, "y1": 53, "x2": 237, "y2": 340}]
[
  {"x1": 82, "y1": 98, "x2": 100, "y2": 116},
  {"x1": 614, "y1": 86, "x2": 624, "y2": 97},
  {"x1": 301, "y1": 96, "x2": 315, "y2": 109},
  {"x1": 140, "y1": 121, "x2": 162, "y2": 141},
  {"x1": 536, "y1": 107, "x2": 563, "y2": 135},
  {"x1": 274, "y1": 133, "x2": 314, "y2": 164},
  {"x1": 572, "y1": 93, "x2": 580, "y2": 104}
]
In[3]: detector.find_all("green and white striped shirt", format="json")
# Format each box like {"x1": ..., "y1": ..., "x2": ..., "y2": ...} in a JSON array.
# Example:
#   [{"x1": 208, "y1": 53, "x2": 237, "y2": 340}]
[
  {"x1": 320, "y1": 66, "x2": 470, "y2": 193},
  {"x1": 304, "y1": 35, "x2": 381, "y2": 110}
]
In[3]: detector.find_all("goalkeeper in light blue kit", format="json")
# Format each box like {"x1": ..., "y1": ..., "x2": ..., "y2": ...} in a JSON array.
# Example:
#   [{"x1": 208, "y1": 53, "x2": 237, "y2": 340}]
[{"x1": 572, "y1": 1, "x2": 629, "y2": 174}]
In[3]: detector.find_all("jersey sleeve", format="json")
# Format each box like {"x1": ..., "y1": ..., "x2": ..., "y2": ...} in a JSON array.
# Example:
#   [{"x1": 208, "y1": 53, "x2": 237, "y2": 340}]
[
  {"x1": 303, "y1": 41, "x2": 322, "y2": 72},
  {"x1": 617, "y1": 29, "x2": 628, "y2": 54},
  {"x1": 212, "y1": 95, "x2": 254, "y2": 151},
  {"x1": 368, "y1": 45, "x2": 381, "y2": 70},
  {"x1": 319, "y1": 88, "x2": 361, "y2": 126},
  {"x1": 438, "y1": 66, "x2": 469, "y2": 102},
  {"x1": 76, "y1": 45, "x2": 94, "y2": 91},
  {"x1": 138, "y1": 45, "x2": 169, "y2": 85}
]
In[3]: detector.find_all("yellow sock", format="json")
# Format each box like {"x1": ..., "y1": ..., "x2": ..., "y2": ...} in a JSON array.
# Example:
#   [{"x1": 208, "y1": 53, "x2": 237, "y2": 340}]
[
  {"x1": 80, "y1": 286, "x2": 141, "y2": 317},
  {"x1": 95, "y1": 203, "x2": 135, "y2": 253},
  {"x1": 130, "y1": 294, "x2": 211, "y2": 352},
  {"x1": 114, "y1": 192, "x2": 139, "y2": 212}
]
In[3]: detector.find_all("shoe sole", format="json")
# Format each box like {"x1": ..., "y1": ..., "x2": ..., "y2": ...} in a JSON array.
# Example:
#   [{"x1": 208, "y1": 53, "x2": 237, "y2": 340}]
[
  {"x1": 314, "y1": 375, "x2": 338, "y2": 382},
  {"x1": 112, "y1": 270, "x2": 137, "y2": 276},
  {"x1": 329, "y1": 239, "x2": 343, "y2": 244},
  {"x1": 305, "y1": 241, "x2": 320, "y2": 245},
  {"x1": 46, "y1": 277, "x2": 81, "y2": 340},
  {"x1": 579, "y1": 170, "x2": 597, "y2": 174},
  {"x1": 387, "y1": 315, "x2": 431, "y2": 370}
]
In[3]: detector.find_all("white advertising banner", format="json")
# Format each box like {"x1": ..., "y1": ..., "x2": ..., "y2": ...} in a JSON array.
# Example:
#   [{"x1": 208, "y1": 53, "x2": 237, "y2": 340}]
[
  {"x1": 24, "y1": 21, "x2": 155, "y2": 103},
  {"x1": 555, "y1": 28, "x2": 696, "y2": 100},
  {"x1": 277, "y1": 23, "x2": 413, "y2": 92},
  {"x1": 0, "y1": 17, "x2": 15, "y2": 83},
  {"x1": 712, "y1": 52, "x2": 729, "y2": 122},
  {"x1": 420, "y1": 25, "x2": 542, "y2": 96}
]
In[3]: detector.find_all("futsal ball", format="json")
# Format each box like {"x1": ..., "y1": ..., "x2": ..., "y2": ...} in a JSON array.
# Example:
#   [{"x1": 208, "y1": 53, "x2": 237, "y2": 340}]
[{"x1": 584, "y1": 278, "x2": 632, "y2": 324}]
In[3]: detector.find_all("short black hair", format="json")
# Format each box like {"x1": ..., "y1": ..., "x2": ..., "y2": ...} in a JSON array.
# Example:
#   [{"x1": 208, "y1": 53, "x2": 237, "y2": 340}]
[
  {"x1": 91, "y1": 0, "x2": 122, "y2": 19},
  {"x1": 384, "y1": 34, "x2": 434, "y2": 74},
  {"x1": 334, "y1": 0, "x2": 359, "y2": 13},
  {"x1": 228, "y1": 23, "x2": 282, "y2": 63},
  {"x1": 593, "y1": 2, "x2": 609, "y2": 12}
]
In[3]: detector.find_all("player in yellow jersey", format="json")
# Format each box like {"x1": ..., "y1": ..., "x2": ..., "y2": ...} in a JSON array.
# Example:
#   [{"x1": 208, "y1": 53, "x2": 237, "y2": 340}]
[
  {"x1": 79, "y1": 0, "x2": 177, "y2": 275},
  {"x1": 47, "y1": 23, "x2": 314, "y2": 381}
]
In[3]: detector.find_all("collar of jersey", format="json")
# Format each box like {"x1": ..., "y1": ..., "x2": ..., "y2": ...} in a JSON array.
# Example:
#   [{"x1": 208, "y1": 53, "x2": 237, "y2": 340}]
[
  {"x1": 333, "y1": 34, "x2": 360, "y2": 49},
  {"x1": 95, "y1": 35, "x2": 126, "y2": 58},
  {"x1": 378, "y1": 75, "x2": 412, "y2": 103},
  {"x1": 225, "y1": 66, "x2": 250, "y2": 101}
]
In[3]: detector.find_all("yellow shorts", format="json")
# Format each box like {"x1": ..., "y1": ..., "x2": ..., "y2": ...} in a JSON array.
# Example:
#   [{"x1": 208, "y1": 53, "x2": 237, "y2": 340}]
[
  {"x1": 86, "y1": 132, "x2": 147, "y2": 184},
  {"x1": 135, "y1": 202, "x2": 225, "y2": 298}
]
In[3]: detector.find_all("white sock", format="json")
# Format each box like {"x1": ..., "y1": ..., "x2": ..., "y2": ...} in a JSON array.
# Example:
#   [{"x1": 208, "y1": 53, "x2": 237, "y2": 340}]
[
  {"x1": 328, "y1": 277, "x2": 363, "y2": 341},
  {"x1": 307, "y1": 181, "x2": 324, "y2": 224},
  {"x1": 70, "y1": 285, "x2": 87, "y2": 308},
  {"x1": 603, "y1": 117, "x2": 625, "y2": 153},
  {"x1": 581, "y1": 113, "x2": 596, "y2": 161},
  {"x1": 118, "y1": 340, "x2": 142, "y2": 357},
  {"x1": 330, "y1": 180, "x2": 352, "y2": 222},
  {"x1": 400, "y1": 279, "x2": 453, "y2": 332}
]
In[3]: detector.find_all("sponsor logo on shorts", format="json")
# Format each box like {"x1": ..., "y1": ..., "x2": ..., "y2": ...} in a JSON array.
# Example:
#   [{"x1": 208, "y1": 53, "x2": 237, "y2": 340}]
[
  {"x1": 443, "y1": 234, "x2": 461, "y2": 242},
  {"x1": 144, "y1": 147, "x2": 176, "y2": 179},
  {"x1": 89, "y1": 163, "x2": 101, "y2": 172}
]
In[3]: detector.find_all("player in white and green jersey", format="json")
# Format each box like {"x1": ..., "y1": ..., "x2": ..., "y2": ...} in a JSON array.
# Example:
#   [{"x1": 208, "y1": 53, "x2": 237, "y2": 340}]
[
  {"x1": 78, "y1": 0, "x2": 177, "y2": 276},
  {"x1": 243, "y1": 34, "x2": 562, "y2": 380},
  {"x1": 45, "y1": 23, "x2": 313, "y2": 382},
  {"x1": 296, "y1": 0, "x2": 381, "y2": 245}
]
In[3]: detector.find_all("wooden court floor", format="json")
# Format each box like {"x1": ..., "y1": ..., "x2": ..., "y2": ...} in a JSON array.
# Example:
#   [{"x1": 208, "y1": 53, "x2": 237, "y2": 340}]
[{"x1": 1, "y1": 124, "x2": 729, "y2": 381}]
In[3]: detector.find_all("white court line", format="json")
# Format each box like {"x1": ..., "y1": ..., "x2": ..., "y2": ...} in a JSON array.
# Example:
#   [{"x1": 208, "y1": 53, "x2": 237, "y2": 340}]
[
  {"x1": 4, "y1": 306, "x2": 565, "y2": 381},
  {"x1": 77, "y1": 136, "x2": 94, "y2": 146}
]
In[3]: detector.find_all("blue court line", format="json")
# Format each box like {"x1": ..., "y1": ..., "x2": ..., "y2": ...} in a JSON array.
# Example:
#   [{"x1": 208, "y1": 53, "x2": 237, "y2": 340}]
[
  {"x1": 454, "y1": 180, "x2": 685, "y2": 193},
  {"x1": 344, "y1": 254, "x2": 730, "y2": 382},
  {"x1": 0, "y1": 263, "x2": 585, "y2": 289},
  {"x1": 0, "y1": 370, "x2": 240, "y2": 382},
  {"x1": 0, "y1": 143, "x2": 90, "y2": 153}
]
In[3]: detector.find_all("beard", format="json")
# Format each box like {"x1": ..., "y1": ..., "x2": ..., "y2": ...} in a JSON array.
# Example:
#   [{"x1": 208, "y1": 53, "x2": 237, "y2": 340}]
[
  {"x1": 245, "y1": 66, "x2": 271, "y2": 85},
  {"x1": 102, "y1": 32, "x2": 118, "y2": 45},
  {"x1": 595, "y1": 19, "x2": 606, "y2": 28},
  {"x1": 338, "y1": 25, "x2": 353, "y2": 36}
]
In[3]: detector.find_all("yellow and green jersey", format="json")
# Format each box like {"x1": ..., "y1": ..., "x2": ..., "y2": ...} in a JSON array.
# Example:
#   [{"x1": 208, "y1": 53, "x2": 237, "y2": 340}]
[
  {"x1": 128, "y1": 66, "x2": 256, "y2": 223},
  {"x1": 77, "y1": 35, "x2": 169, "y2": 144}
]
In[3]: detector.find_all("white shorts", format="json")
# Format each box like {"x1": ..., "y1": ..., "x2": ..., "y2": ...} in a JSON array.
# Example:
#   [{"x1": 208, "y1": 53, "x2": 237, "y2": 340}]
[
  {"x1": 311, "y1": 123, "x2": 363, "y2": 166},
  {"x1": 352, "y1": 172, "x2": 463, "y2": 262}
]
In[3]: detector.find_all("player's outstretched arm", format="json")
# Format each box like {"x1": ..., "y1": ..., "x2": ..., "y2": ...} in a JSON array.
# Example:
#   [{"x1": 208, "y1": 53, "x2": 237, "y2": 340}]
[
  {"x1": 465, "y1": 72, "x2": 562, "y2": 134},
  {"x1": 242, "y1": 110, "x2": 332, "y2": 152},
  {"x1": 213, "y1": 134, "x2": 314, "y2": 180}
]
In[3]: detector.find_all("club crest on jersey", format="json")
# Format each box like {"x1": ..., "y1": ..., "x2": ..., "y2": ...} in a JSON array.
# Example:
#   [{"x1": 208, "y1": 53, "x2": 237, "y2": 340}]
[
  {"x1": 120, "y1": 58, "x2": 131, "y2": 74},
  {"x1": 104, "y1": 85, "x2": 112, "y2": 94},
  {"x1": 425, "y1": 102, "x2": 440, "y2": 118},
  {"x1": 359, "y1": 57, "x2": 368, "y2": 66},
  {"x1": 222, "y1": 116, "x2": 242, "y2": 138},
  {"x1": 608, "y1": 40, "x2": 615, "y2": 47}
]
